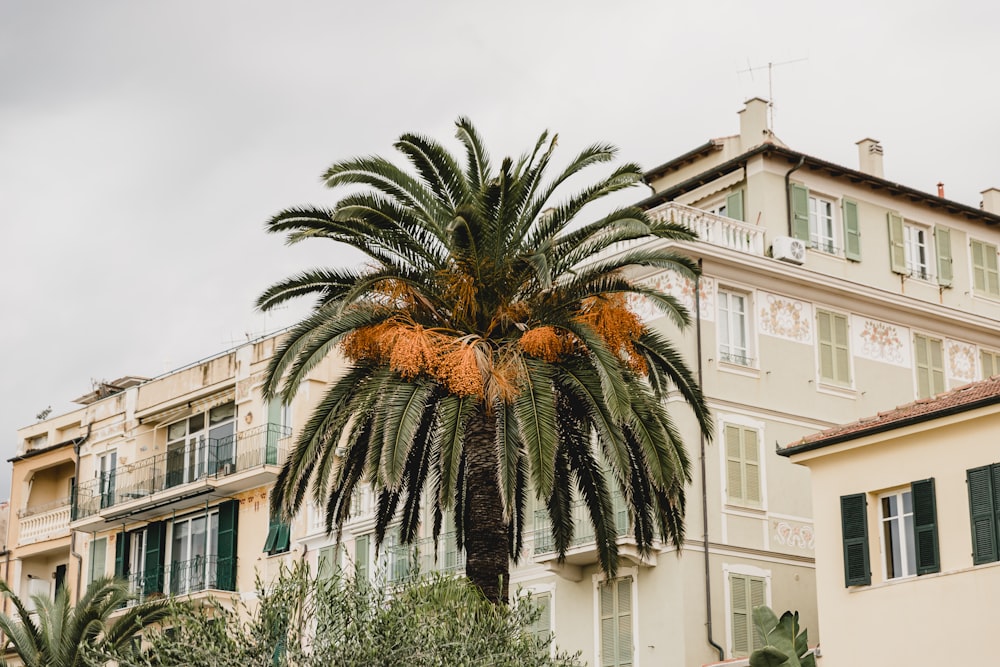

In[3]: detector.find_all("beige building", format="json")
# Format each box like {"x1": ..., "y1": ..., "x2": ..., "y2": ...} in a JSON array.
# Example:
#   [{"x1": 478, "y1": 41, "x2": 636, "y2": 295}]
[
  {"x1": 9, "y1": 100, "x2": 1000, "y2": 666},
  {"x1": 782, "y1": 376, "x2": 1000, "y2": 665}
]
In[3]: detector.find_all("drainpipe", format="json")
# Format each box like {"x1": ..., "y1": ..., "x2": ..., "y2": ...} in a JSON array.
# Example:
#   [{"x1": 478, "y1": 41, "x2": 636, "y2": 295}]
[
  {"x1": 784, "y1": 156, "x2": 806, "y2": 236},
  {"x1": 696, "y1": 261, "x2": 725, "y2": 662},
  {"x1": 71, "y1": 422, "x2": 93, "y2": 603}
]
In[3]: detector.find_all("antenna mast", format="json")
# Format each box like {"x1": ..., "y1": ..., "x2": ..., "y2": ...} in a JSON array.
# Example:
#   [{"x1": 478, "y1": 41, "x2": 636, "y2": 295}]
[{"x1": 738, "y1": 57, "x2": 808, "y2": 131}]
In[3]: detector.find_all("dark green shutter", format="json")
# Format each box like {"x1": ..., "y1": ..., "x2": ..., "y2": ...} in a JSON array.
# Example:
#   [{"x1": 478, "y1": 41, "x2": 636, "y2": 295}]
[
  {"x1": 790, "y1": 184, "x2": 809, "y2": 241},
  {"x1": 967, "y1": 465, "x2": 998, "y2": 565},
  {"x1": 842, "y1": 199, "x2": 861, "y2": 261},
  {"x1": 217, "y1": 499, "x2": 239, "y2": 591},
  {"x1": 115, "y1": 530, "x2": 130, "y2": 579},
  {"x1": 888, "y1": 213, "x2": 907, "y2": 274},
  {"x1": 726, "y1": 189, "x2": 745, "y2": 222},
  {"x1": 840, "y1": 493, "x2": 870, "y2": 586},
  {"x1": 911, "y1": 478, "x2": 940, "y2": 575},
  {"x1": 275, "y1": 523, "x2": 291, "y2": 554},
  {"x1": 144, "y1": 522, "x2": 167, "y2": 595},
  {"x1": 935, "y1": 226, "x2": 953, "y2": 287}
]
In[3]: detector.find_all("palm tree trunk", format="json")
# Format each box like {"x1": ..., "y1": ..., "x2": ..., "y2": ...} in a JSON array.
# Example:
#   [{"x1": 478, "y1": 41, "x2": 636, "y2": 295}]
[{"x1": 463, "y1": 407, "x2": 509, "y2": 605}]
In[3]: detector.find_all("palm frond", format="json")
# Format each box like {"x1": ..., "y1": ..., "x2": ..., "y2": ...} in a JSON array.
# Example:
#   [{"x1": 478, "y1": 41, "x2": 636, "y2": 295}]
[{"x1": 514, "y1": 357, "x2": 558, "y2": 500}]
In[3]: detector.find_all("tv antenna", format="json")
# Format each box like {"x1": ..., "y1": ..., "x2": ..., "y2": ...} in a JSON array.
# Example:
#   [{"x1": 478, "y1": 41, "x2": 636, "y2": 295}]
[{"x1": 737, "y1": 57, "x2": 808, "y2": 130}]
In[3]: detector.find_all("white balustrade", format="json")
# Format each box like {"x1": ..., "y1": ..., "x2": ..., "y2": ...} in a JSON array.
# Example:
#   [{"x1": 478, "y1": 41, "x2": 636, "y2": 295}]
[
  {"x1": 19, "y1": 505, "x2": 71, "y2": 545},
  {"x1": 648, "y1": 202, "x2": 766, "y2": 256}
]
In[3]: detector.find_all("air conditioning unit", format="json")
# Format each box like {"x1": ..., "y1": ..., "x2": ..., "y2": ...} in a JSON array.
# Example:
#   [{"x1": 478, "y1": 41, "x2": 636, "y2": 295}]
[{"x1": 772, "y1": 236, "x2": 806, "y2": 264}]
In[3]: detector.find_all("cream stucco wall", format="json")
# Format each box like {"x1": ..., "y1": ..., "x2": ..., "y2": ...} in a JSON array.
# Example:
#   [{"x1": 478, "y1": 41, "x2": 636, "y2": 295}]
[{"x1": 790, "y1": 406, "x2": 1000, "y2": 666}]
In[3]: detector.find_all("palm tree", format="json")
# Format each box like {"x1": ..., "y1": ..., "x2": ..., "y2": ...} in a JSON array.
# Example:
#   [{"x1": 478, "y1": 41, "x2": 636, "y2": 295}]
[
  {"x1": 0, "y1": 577, "x2": 171, "y2": 666},
  {"x1": 260, "y1": 118, "x2": 712, "y2": 604}
]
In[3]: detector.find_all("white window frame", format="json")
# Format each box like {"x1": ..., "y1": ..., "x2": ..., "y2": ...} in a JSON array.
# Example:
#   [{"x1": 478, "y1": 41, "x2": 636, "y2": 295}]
[
  {"x1": 718, "y1": 414, "x2": 767, "y2": 512},
  {"x1": 722, "y1": 563, "x2": 772, "y2": 659},
  {"x1": 903, "y1": 222, "x2": 933, "y2": 281},
  {"x1": 878, "y1": 488, "x2": 916, "y2": 581},
  {"x1": 592, "y1": 567, "x2": 639, "y2": 667},
  {"x1": 980, "y1": 347, "x2": 1000, "y2": 380},
  {"x1": 717, "y1": 288, "x2": 755, "y2": 368},
  {"x1": 168, "y1": 509, "x2": 220, "y2": 595},
  {"x1": 808, "y1": 195, "x2": 838, "y2": 254}
]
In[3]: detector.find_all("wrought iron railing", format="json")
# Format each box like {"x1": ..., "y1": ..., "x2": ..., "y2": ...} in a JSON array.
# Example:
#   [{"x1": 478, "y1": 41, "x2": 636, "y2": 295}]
[
  {"x1": 74, "y1": 423, "x2": 290, "y2": 520},
  {"x1": 125, "y1": 555, "x2": 237, "y2": 603},
  {"x1": 532, "y1": 491, "x2": 630, "y2": 556},
  {"x1": 383, "y1": 533, "x2": 465, "y2": 584}
]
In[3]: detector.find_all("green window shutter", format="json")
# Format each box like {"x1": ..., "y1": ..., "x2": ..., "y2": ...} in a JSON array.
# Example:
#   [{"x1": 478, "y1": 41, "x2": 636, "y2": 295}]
[
  {"x1": 790, "y1": 184, "x2": 809, "y2": 241},
  {"x1": 616, "y1": 578, "x2": 633, "y2": 667},
  {"x1": 833, "y1": 313, "x2": 851, "y2": 384},
  {"x1": 935, "y1": 226, "x2": 953, "y2": 287},
  {"x1": 600, "y1": 580, "x2": 615, "y2": 667},
  {"x1": 89, "y1": 538, "x2": 107, "y2": 584},
  {"x1": 114, "y1": 531, "x2": 130, "y2": 579},
  {"x1": 967, "y1": 465, "x2": 998, "y2": 564},
  {"x1": 318, "y1": 545, "x2": 337, "y2": 580},
  {"x1": 914, "y1": 335, "x2": 944, "y2": 398},
  {"x1": 144, "y1": 522, "x2": 167, "y2": 595},
  {"x1": 725, "y1": 425, "x2": 744, "y2": 504},
  {"x1": 840, "y1": 493, "x2": 870, "y2": 586},
  {"x1": 275, "y1": 522, "x2": 291, "y2": 554},
  {"x1": 725, "y1": 425, "x2": 761, "y2": 507},
  {"x1": 911, "y1": 478, "x2": 940, "y2": 575},
  {"x1": 726, "y1": 189, "x2": 745, "y2": 222},
  {"x1": 819, "y1": 311, "x2": 851, "y2": 385},
  {"x1": 355, "y1": 534, "x2": 370, "y2": 580},
  {"x1": 599, "y1": 577, "x2": 633, "y2": 667},
  {"x1": 817, "y1": 311, "x2": 835, "y2": 382},
  {"x1": 988, "y1": 244, "x2": 1000, "y2": 296},
  {"x1": 743, "y1": 429, "x2": 760, "y2": 505},
  {"x1": 216, "y1": 499, "x2": 239, "y2": 591},
  {"x1": 971, "y1": 240, "x2": 1000, "y2": 296},
  {"x1": 929, "y1": 338, "x2": 945, "y2": 395},
  {"x1": 842, "y1": 199, "x2": 861, "y2": 261},
  {"x1": 887, "y1": 213, "x2": 907, "y2": 274},
  {"x1": 529, "y1": 592, "x2": 552, "y2": 642},
  {"x1": 748, "y1": 577, "x2": 766, "y2": 650},
  {"x1": 730, "y1": 574, "x2": 750, "y2": 656}
]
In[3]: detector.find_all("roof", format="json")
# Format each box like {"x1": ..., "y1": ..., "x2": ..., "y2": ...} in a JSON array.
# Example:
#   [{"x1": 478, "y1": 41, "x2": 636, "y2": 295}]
[
  {"x1": 781, "y1": 376, "x2": 1000, "y2": 456},
  {"x1": 640, "y1": 143, "x2": 1000, "y2": 227}
]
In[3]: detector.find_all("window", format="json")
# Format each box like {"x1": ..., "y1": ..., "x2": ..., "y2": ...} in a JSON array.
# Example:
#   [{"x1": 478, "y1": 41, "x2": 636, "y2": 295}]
[
  {"x1": 707, "y1": 189, "x2": 744, "y2": 222},
  {"x1": 725, "y1": 424, "x2": 761, "y2": 507},
  {"x1": 981, "y1": 349, "x2": 1000, "y2": 378},
  {"x1": 808, "y1": 196, "x2": 836, "y2": 253},
  {"x1": 527, "y1": 591, "x2": 553, "y2": 644},
  {"x1": 971, "y1": 239, "x2": 1000, "y2": 298},
  {"x1": 718, "y1": 290, "x2": 753, "y2": 366},
  {"x1": 879, "y1": 490, "x2": 915, "y2": 579},
  {"x1": 841, "y1": 480, "x2": 938, "y2": 588},
  {"x1": 354, "y1": 534, "x2": 371, "y2": 580},
  {"x1": 598, "y1": 576, "x2": 633, "y2": 667},
  {"x1": 166, "y1": 402, "x2": 236, "y2": 487},
  {"x1": 967, "y1": 464, "x2": 1000, "y2": 564},
  {"x1": 913, "y1": 334, "x2": 945, "y2": 399},
  {"x1": 729, "y1": 573, "x2": 765, "y2": 657},
  {"x1": 97, "y1": 452, "x2": 117, "y2": 509},
  {"x1": 168, "y1": 501, "x2": 239, "y2": 595},
  {"x1": 817, "y1": 310, "x2": 851, "y2": 386},
  {"x1": 264, "y1": 501, "x2": 291, "y2": 556},
  {"x1": 903, "y1": 224, "x2": 931, "y2": 280},
  {"x1": 317, "y1": 545, "x2": 341, "y2": 580},
  {"x1": 88, "y1": 537, "x2": 107, "y2": 584}
]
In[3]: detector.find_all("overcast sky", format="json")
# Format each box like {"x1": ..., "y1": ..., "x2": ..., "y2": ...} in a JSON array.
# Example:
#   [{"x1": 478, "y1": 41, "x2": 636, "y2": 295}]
[{"x1": 1, "y1": 0, "x2": 997, "y2": 499}]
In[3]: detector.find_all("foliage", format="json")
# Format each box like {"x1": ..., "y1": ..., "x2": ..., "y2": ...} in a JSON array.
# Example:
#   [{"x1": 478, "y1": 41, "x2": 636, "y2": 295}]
[
  {"x1": 97, "y1": 562, "x2": 582, "y2": 667},
  {"x1": 748, "y1": 606, "x2": 816, "y2": 667},
  {"x1": 259, "y1": 117, "x2": 712, "y2": 602},
  {"x1": 0, "y1": 577, "x2": 170, "y2": 667}
]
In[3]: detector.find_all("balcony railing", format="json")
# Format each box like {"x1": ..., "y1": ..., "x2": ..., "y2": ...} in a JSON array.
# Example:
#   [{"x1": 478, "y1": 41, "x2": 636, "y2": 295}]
[
  {"x1": 647, "y1": 202, "x2": 766, "y2": 256},
  {"x1": 18, "y1": 501, "x2": 72, "y2": 545},
  {"x1": 125, "y1": 555, "x2": 237, "y2": 604},
  {"x1": 74, "y1": 424, "x2": 290, "y2": 521},
  {"x1": 384, "y1": 534, "x2": 466, "y2": 584},
  {"x1": 532, "y1": 492, "x2": 630, "y2": 556}
]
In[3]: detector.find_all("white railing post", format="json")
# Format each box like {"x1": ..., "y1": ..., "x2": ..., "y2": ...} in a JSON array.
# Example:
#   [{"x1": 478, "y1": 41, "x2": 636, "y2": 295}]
[{"x1": 647, "y1": 202, "x2": 765, "y2": 257}]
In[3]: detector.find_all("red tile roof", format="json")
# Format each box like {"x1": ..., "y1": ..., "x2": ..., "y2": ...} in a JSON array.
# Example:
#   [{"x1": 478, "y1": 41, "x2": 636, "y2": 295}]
[{"x1": 781, "y1": 376, "x2": 1000, "y2": 456}]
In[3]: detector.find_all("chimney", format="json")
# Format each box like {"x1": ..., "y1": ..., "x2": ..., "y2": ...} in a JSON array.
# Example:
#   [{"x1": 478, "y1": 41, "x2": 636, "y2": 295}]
[
  {"x1": 937, "y1": 183, "x2": 945, "y2": 198},
  {"x1": 856, "y1": 138, "x2": 884, "y2": 178},
  {"x1": 982, "y1": 188, "x2": 1000, "y2": 215},
  {"x1": 739, "y1": 98, "x2": 771, "y2": 149}
]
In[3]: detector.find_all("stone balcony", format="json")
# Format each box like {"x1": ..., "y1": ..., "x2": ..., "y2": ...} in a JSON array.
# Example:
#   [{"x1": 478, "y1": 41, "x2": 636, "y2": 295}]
[
  {"x1": 647, "y1": 201, "x2": 766, "y2": 256},
  {"x1": 18, "y1": 499, "x2": 72, "y2": 545}
]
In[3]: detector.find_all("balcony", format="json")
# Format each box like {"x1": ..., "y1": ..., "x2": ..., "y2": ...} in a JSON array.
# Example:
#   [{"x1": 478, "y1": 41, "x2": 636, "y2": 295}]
[
  {"x1": 384, "y1": 533, "x2": 466, "y2": 585},
  {"x1": 124, "y1": 555, "x2": 237, "y2": 605},
  {"x1": 73, "y1": 424, "x2": 290, "y2": 530},
  {"x1": 647, "y1": 202, "x2": 766, "y2": 256},
  {"x1": 18, "y1": 498, "x2": 72, "y2": 546},
  {"x1": 532, "y1": 492, "x2": 656, "y2": 581}
]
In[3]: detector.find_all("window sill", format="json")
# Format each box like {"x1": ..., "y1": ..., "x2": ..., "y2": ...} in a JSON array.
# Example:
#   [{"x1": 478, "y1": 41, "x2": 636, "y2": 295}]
[
  {"x1": 723, "y1": 504, "x2": 766, "y2": 518},
  {"x1": 972, "y1": 290, "x2": 1000, "y2": 302},
  {"x1": 717, "y1": 361, "x2": 761, "y2": 379},
  {"x1": 815, "y1": 383, "x2": 858, "y2": 399}
]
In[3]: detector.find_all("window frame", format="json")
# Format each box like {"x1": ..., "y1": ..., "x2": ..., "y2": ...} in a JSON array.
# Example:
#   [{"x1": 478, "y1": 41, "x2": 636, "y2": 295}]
[
  {"x1": 717, "y1": 287, "x2": 755, "y2": 368},
  {"x1": 903, "y1": 222, "x2": 933, "y2": 281},
  {"x1": 592, "y1": 568, "x2": 638, "y2": 667},
  {"x1": 723, "y1": 563, "x2": 772, "y2": 659},
  {"x1": 169, "y1": 508, "x2": 220, "y2": 595},
  {"x1": 878, "y1": 488, "x2": 917, "y2": 581},
  {"x1": 981, "y1": 348, "x2": 1000, "y2": 379},
  {"x1": 815, "y1": 308, "x2": 853, "y2": 387},
  {"x1": 970, "y1": 238, "x2": 1000, "y2": 298},
  {"x1": 808, "y1": 194, "x2": 838, "y2": 254},
  {"x1": 720, "y1": 417, "x2": 765, "y2": 510}
]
